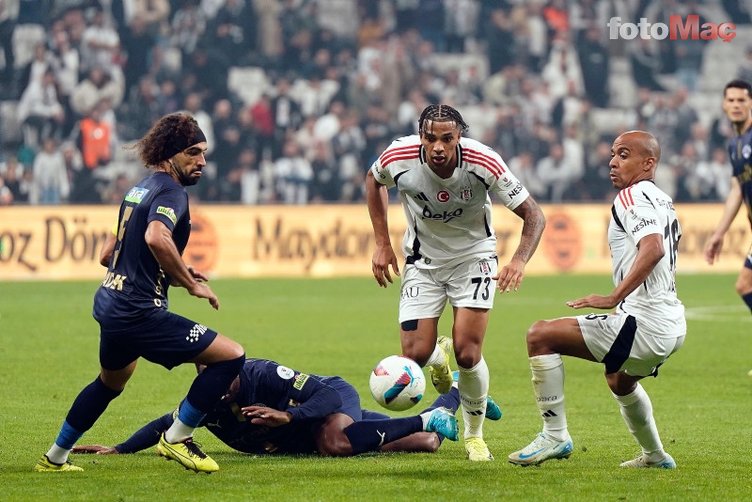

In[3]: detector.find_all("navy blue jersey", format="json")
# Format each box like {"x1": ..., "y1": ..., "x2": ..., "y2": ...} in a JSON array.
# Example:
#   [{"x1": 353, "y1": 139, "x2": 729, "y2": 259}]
[
  {"x1": 727, "y1": 127, "x2": 752, "y2": 226},
  {"x1": 115, "y1": 359, "x2": 357, "y2": 455},
  {"x1": 200, "y1": 359, "x2": 352, "y2": 454},
  {"x1": 94, "y1": 172, "x2": 190, "y2": 320}
]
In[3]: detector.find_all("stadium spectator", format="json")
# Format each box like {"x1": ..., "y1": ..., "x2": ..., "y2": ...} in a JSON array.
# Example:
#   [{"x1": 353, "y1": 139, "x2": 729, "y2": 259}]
[
  {"x1": 309, "y1": 140, "x2": 339, "y2": 202},
  {"x1": 575, "y1": 23, "x2": 609, "y2": 108},
  {"x1": 509, "y1": 130, "x2": 685, "y2": 469},
  {"x1": 0, "y1": 0, "x2": 18, "y2": 92},
  {"x1": 170, "y1": 0, "x2": 206, "y2": 58},
  {"x1": 274, "y1": 137, "x2": 312, "y2": 204},
  {"x1": 696, "y1": 147, "x2": 733, "y2": 200},
  {"x1": 366, "y1": 104, "x2": 545, "y2": 462},
  {"x1": 16, "y1": 67, "x2": 65, "y2": 148},
  {"x1": 70, "y1": 65, "x2": 125, "y2": 118},
  {"x1": 34, "y1": 113, "x2": 246, "y2": 473},
  {"x1": 119, "y1": 14, "x2": 157, "y2": 100},
  {"x1": 30, "y1": 137, "x2": 69, "y2": 204},
  {"x1": 79, "y1": 7, "x2": 120, "y2": 73},
  {"x1": 536, "y1": 141, "x2": 581, "y2": 203},
  {"x1": 704, "y1": 80, "x2": 752, "y2": 377},
  {"x1": 270, "y1": 76, "x2": 304, "y2": 158},
  {"x1": 71, "y1": 357, "x2": 478, "y2": 457},
  {"x1": 0, "y1": 154, "x2": 28, "y2": 203}
]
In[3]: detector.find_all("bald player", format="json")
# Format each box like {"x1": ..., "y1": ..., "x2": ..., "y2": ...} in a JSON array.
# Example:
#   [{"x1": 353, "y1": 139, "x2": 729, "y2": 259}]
[{"x1": 508, "y1": 131, "x2": 685, "y2": 469}]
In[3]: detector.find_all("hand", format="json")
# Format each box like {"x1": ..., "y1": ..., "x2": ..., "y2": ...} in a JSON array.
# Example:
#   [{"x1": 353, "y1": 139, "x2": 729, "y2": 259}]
[
  {"x1": 241, "y1": 406, "x2": 292, "y2": 427},
  {"x1": 188, "y1": 282, "x2": 219, "y2": 310},
  {"x1": 371, "y1": 245, "x2": 400, "y2": 288},
  {"x1": 703, "y1": 234, "x2": 723, "y2": 265},
  {"x1": 493, "y1": 258, "x2": 525, "y2": 293},
  {"x1": 71, "y1": 445, "x2": 119, "y2": 455},
  {"x1": 567, "y1": 294, "x2": 618, "y2": 310},
  {"x1": 187, "y1": 266, "x2": 209, "y2": 282}
]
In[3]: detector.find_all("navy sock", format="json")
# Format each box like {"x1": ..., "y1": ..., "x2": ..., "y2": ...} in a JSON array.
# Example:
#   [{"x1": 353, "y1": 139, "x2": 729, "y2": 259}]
[
  {"x1": 57, "y1": 377, "x2": 122, "y2": 448},
  {"x1": 421, "y1": 387, "x2": 461, "y2": 414},
  {"x1": 361, "y1": 409, "x2": 390, "y2": 420},
  {"x1": 184, "y1": 354, "x2": 244, "y2": 413},
  {"x1": 343, "y1": 417, "x2": 423, "y2": 454},
  {"x1": 742, "y1": 292, "x2": 752, "y2": 313}
]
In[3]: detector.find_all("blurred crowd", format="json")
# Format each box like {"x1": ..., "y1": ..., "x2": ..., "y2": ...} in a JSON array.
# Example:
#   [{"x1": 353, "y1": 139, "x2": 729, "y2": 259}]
[{"x1": 0, "y1": 0, "x2": 750, "y2": 206}]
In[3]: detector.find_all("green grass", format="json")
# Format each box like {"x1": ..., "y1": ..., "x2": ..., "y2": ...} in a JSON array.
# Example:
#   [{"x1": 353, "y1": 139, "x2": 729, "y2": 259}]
[{"x1": 1, "y1": 274, "x2": 751, "y2": 501}]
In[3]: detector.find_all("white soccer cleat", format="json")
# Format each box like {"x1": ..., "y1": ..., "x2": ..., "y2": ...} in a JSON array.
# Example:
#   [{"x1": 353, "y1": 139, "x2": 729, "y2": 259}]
[
  {"x1": 508, "y1": 433, "x2": 573, "y2": 466},
  {"x1": 620, "y1": 453, "x2": 676, "y2": 469}
]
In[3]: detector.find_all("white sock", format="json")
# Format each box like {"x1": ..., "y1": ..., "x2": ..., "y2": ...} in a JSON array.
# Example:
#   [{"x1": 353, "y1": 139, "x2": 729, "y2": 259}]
[
  {"x1": 46, "y1": 444, "x2": 70, "y2": 464},
  {"x1": 530, "y1": 354, "x2": 569, "y2": 441},
  {"x1": 613, "y1": 383, "x2": 665, "y2": 461},
  {"x1": 458, "y1": 357, "x2": 489, "y2": 438},
  {"x1": 164, "y1": 417, "x2": 195, "y2": 444},
  {"x1": 424, "y1": 342, "x2": 446, "y2": 368}
]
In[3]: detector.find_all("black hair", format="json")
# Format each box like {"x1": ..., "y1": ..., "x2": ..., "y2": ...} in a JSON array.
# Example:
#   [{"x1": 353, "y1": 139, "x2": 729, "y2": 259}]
[
  {"x1": 418, "y1": 104, "x2": 469, "y2": 134},
  {"x1": 724, "y1": 79, "x2": 752, "y2": 97}
]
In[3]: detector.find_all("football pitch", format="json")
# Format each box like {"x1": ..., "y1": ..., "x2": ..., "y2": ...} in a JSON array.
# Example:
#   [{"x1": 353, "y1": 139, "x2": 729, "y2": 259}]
[{"x1": 2, "y1": 274, "x2": 750, "y2": 501}]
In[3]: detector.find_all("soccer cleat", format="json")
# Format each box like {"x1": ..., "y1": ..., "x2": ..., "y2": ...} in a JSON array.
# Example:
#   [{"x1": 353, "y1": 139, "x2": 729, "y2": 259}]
[
  {"x1": 452, "y1": 371, "x2": 502, "y2": 421},
  {"x1": 465, "y1": 437, "x2": 494, "y2": 461},
  {"x1": 620, "y1": 453, "x2": 676, "y2": 469},
  {"x1": 429, "y1": 336, "x2": 453, "y2": 394},
  {"x1": 424, "y1": 407, "x2": 459, "y2": 441},
  {"x1": 485, "y1": 396, "x2": 502, "y2": 421},
  {"x1": 156, "y1": 434, "x2": 218, "y2": 473},
  {"x1": 508, "y1": 433, "x2": 573, "y2": 466},
  {"x1": 34, "y1": 455, "x2": 83, "y2": 472}
]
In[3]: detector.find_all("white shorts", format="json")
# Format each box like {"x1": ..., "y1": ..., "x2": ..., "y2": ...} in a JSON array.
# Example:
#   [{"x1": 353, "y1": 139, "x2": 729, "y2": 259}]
[
  {"x1": 398, "y1": 257, "x2": 497, "y2": 323},
  {"x1": 577, "y1": 313, "x2": 685, "y2": 377}
]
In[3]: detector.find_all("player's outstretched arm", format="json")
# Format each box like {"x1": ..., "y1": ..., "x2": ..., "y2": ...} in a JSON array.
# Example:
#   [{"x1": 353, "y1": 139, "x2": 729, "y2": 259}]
[
  {"x1": 568, "y1": 233, "x2": 664, "y2": 310},
  {"x1": 145, "y1": 220, "x2": 219, "y2": 309}
]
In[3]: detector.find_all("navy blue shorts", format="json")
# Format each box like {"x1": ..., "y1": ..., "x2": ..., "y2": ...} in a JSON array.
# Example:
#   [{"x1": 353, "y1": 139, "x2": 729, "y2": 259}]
[
  {"x1": 323, "y1": 376, "x2": 363, "y2": 422},
  {"x1": 98, "y1": 308, "x2": 218, "y2": 370}
]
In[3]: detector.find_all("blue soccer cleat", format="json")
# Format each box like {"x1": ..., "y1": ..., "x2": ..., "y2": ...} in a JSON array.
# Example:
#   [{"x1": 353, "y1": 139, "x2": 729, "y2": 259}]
[{"x1": 424, "y1": 406, "x2": 459, "y2": 441}]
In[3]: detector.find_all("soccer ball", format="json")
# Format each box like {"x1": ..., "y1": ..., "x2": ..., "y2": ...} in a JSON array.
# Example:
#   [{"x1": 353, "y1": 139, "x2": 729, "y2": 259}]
[{"x1": 369, "y1": 355, "x2": 425, "y2": 411}]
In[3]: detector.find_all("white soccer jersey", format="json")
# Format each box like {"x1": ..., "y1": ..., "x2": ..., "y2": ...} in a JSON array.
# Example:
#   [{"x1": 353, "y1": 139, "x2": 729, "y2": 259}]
[
  {"x1": 371, "y1": 135, "x2": 529, "y2": 269},
  {"x1": 608, "y1": 180, "x2": 685, "y2": 336}
]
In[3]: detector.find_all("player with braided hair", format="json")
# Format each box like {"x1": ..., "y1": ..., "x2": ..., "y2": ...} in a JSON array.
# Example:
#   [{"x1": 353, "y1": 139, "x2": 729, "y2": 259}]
[{"x1": 366, "y1": 104, "x2": 546, "y2": 461}]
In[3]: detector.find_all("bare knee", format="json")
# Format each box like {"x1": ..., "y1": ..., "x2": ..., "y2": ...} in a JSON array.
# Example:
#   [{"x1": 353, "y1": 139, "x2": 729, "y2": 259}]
[
  {"x1": 526, "y1": 320, "x2": 555, "y2": 356},
  {"x1": 606, "y1": 372, "x2": 639, "y2": 396},
  {"x1": 454, "y1": 345, "x2": 480, "y2": 369}
]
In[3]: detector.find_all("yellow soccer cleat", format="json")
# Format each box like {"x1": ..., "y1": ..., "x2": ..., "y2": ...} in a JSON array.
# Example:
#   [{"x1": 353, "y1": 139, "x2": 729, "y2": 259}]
[
  {"x1": 34, "y1": 455, "x2": 83, "y2": 472},
  {"x1": 429, "y1": 336, "x2": 453, "y2": 394},
  {"x1": 465, "y1": 437, "x2": 494, "y2": 462},
  {"x1": 156, "y1": 434, "x2": 219, "y2": 473}
]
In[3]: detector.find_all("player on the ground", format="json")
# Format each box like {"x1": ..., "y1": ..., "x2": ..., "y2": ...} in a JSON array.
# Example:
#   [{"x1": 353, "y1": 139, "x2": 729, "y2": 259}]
[
  {"x1": 72, "y1": 358, "x2": 503, "y2": 457},
  {"x1": 366, "y1": 104, "x2": 545, "y2": 461},
  {"x1": 704, "y1": 79, "x2": 752, "y2": 376},
  {"x1": 35, "y1": 113, "x2": 246, "y2": 473},
  {"x1": 508, "y1": 130, "x2": 685, "y2": 469}
]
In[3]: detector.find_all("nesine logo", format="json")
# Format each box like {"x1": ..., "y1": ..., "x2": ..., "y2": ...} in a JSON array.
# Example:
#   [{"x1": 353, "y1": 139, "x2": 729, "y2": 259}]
[{"x1": 607, "y1": 15, "x2": 736, "y2": 42}]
